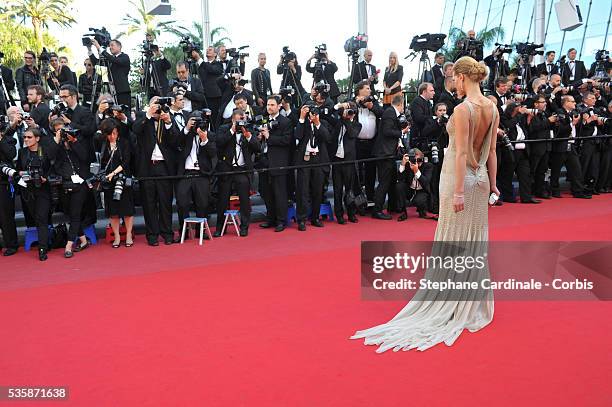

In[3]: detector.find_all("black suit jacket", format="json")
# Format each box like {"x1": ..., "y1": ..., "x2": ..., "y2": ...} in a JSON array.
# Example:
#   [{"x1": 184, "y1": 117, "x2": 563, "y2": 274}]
[
  {"x1": 536, "y1": 62, "x2": 559, "y2": 77},
  {"x1": 176, "y1": 130, "x2": 217, "y2": 176},
  {"x1": 352, "y1": 61, "x2": 378, "y2": 92},
  {"x1": 431, "y1": 64, "x2": 444, "y2": 88},
  {"x1": 373, "y1": 107, "x2": 402, "y2": 157},
  {"x1": 258, "y1": 114, "x2": 293, "y2": 176},
  {"x1": 198, "y1": 60, "x2": 224, "y2": 98},
  {"x1": 0, "y1": 133, "x2": 17, "y2": 185},
  {"x1": 294, "y1": 119, "x2": 332, "y2": 164},
  {"x1": 410, "y1": 95, "x2": 434, "y2": 144},
  {"x1": 552, "y1": 112, "x2": 580, "y2": 153},
  {"x1": 528, "y1": 112, "x2": 554, "y2": 154},
  {"x1": 562, "y1": 60, "x2": 588, "y2": 85},
  {"x1": 30, "y1": 102, "x2": 52, "y2": 135},
  {"x1": 132, "y1": 116, "x2": 179, "y2": 177},
  {"x1": 331, "y1": 117, "x2": 361, "y2": 161},
  {"x1": 142, "y1": 57, "x2": 171, "y2": 97},
  {"x1": 306, "y1": 60, "x2": 340, "y2": 99},
  {"x1": 437, "y1": 89, "x2": 458, "y2": 116},
  {"x1": 397, "y1": 161, "x2": 434, "y2": 195},
  {"x1": 89, "y1": 51, "x2": 131, "y2": 95},
  {"x1": 215, "y1": 124, "x2": 261, "y2": 172}
]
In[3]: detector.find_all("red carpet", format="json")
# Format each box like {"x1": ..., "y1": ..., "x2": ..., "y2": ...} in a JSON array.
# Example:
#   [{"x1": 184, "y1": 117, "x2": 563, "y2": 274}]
[{"x1": 1, "y1": 193, "x2": 611, "y2": 406}]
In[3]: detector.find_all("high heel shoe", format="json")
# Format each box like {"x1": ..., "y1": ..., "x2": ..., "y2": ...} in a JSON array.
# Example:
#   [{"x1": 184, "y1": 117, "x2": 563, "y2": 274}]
[
  {"x1": 112, "y1": 240, "x2": 121, "y2": 248},
  {"x1": 39, "y1": 248, "x2": 48, "y2": 261}
]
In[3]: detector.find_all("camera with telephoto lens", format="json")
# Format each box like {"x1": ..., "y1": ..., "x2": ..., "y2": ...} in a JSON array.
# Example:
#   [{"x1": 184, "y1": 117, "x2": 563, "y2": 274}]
[
  {"x1": 410, "y1": 33, "x2": 447, "y2": 53},
  {"x1": 155, "y1": 97, "x2": 173, "y2": 114},
  {"x1": 438, "y1": 114, "x2": 449, "y2": 125},
  {"x1": 85, "y1": 162, "x2": 105, "y2": 189},
  {"x1": 191, "y1": 109, "x2": 212, "y2": 131},
  {"x1": 228, "y1": 46, "x2": 249, "y2": 60},
  {"x1": 279, "y1": 85, "x2": 295, "y2": 102},
  {"x1": 494, "y1": 43, "x2": 513, "y2": 55},
  {"x1": 429, "y1": 142, "x2": 439, "y2": 164},
  {"x1": 0, "y1": 163, "x2": 20, "y2": 182},
  {"x1": 253, "y1": 115, "x2": 279, "y2": 132},
  {"x1": 398, "y1": 114, "x2": 410, "y2": 130},
  {"x1": 281, "y1": 46, "x2": 296, "y2": 65},
  {"x1": 344, "y1": 34, "x2": 368, "y2": 56},
  {"x1": 501, "y1": 133, "x2": 514, "y2": 151},
  {"x1": 314, "y1": 80, "x2": 330, "y2": 95},
  {"x1": 60, "y1": 126, "x2": 80, "y2": 142},
  {"x1": 112, "y1": 173, "x2": 125, "y2": 201},
  {"x1": 52, "y1": 101, "x2": 69, "y2": 117},
  {"x1": 82, "y1": 27, "x2": 112, "y2": 48}
]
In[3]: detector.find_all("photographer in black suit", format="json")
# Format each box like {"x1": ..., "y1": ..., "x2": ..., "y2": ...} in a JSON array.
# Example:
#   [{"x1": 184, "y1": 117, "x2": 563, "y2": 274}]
[
  {"x1": 549, "y1": 95, "x2": 590, "y2": 199},
  {"x1": 306, "y1": 47, "x2": 340, "y2": 102},
  {"x1": 410, "y1": 82, "x2": 435, "y2": 151},
  {"x1": 258, "y1": 96, "x2": 293, "y2": 232},
  {"x1": 133, "y1": 97, "x2": 179, "y2": 246},
  {"x1": 24, "y1": 85, "x2": 51, "y2": 136},
  {"x1": 528, "y1": 94, "x2": 557, "y2": 199},
  {"x1": 141, "y1": 44, "x2": 171, "y2": 100},
  {"x1": 170, "y1": 62, "x2": 206, "y2": 113},
  {"x1": 484, "y1": 46, "x2": 510, "y2": 90},
  {"x1": 0, "y1": 124, "x2": 18, "y2": 256},
  {"x1": 214, "y1": 109, "x2": 261, "y2": 237},
  {"x1": 351, "y1": 49, "x2": 378, "y2": 93},
  {"x1": 421, "y1": 102, "x2": 449, "y2": 213},
  {"x1": 194, "y1": 47, "x2": 224, "y2": 127},
  {"x1": 536, "y1": 51, "x2": 559, "y2": 79},
  {"x1": 396, "y1": 148, "x2": 433, "y2": 220},
  {"x1": 437, "y1": 76, "x2": 459, "y2": 116},
  {"x1": 431, "y1": 53, "x2": 445, "y2": 89},
  {"x1": 578, "y1": 92, "x2": 605, "y2": 194},
  {"x1": 89, "y1": 39, "x2": 131, "y2": 107},
  {"x1": 331, "y1": 101, "x2": 361, "y2": 224},
  {"x1": 53, "y1": 85, "x2": 96, "y2": 139},
  {"x1": 561, "y1": 48, "x2": 588, "y2": 85},
  {"x1": 175, "y1": 110, "x2": 217, "y2": 236},
  {"x1": 372, "y1": 94, "x2": 409, "y2": 219},
  {"x1": 294, "y1": 102, "x2": 331, "y2": 231}
]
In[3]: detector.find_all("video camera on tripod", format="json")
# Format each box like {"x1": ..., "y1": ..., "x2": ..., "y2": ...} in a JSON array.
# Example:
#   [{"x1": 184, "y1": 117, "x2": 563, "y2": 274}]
[
  {"x1": 409, "y1": 33, "x2": 446, "y2": 53},
  {"x1": 344, "y1": 34, "x2": 368, "y2": 57},
  {"x1": 494, "y1": 43, "x2": 513, "y2": 55},
  {"x1": 82, "y1": 27, "x2": 112, "y2": 48},
  {"x1": 228, "y1": 46, "x2": 249, "y2": 60},
  {"x1": 281, "y1": 46, "x2": 296, "y2": 65},
  {"x1": 516, "y1": 42, "x2": 544, "y2": 58}
]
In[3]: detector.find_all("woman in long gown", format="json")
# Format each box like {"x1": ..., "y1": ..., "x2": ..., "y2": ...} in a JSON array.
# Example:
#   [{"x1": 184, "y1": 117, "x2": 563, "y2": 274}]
[{"x1": 351, "y1": 57, "x2": 501, "y2": 352}]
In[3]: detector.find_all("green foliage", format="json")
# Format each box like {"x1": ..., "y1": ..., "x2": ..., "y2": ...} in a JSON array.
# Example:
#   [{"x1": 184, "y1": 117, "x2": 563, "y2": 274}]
[
  {"x1": 442, "y1": 26, "x2": 505, "y2": 62},
  {"x1": 0, "y1": 15, "x2": 60, "y2": 70},
  {"x1": 117, "y1": 0, "x2": 175, "y2": 39},
  {"x1": 166, "y1": 22, "x2": 232, "y2": 48}
]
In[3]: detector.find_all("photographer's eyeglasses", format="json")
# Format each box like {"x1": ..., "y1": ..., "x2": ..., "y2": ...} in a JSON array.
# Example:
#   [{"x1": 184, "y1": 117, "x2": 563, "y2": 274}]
[{"x1": 24, "y1": 135, "x2": 35, "y2": 139}]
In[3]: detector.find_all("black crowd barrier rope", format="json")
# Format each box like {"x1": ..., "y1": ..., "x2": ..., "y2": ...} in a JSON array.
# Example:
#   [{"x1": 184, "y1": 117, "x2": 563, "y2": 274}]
[{"x1": 132, "y1": 134, "x2": 612, "y2": 183}]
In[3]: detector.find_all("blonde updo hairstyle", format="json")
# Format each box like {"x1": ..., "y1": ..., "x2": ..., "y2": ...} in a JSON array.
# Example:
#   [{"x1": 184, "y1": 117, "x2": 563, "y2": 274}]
[{"x1": 453, "y1": 56, "x2": 489, "y2": 82}]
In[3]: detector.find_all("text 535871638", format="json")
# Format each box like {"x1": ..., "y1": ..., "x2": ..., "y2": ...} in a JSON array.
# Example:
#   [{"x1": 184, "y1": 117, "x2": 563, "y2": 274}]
[{"x1": 0, "y1": 386, "x2": 69, "y2": 401}]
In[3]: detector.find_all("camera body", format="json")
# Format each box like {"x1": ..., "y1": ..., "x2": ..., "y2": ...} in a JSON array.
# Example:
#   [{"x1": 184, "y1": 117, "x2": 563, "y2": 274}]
[
  {"x1": 52, "y1": 101, "x2": 69, "y2": 117},
  {"x1": 281, "y1": 46, "x2": 296, "y2": 65},
  {"x1": 0, "y1": 115, "x2": 9, "y2": 132},
  {"x1": 60, "y1": 126, "x2": 80, "y2": 142},
  {"x1": 398, "y1": 114, "x2": 410, "y2": 130},
  {"x1": 344, "y1": 34, "x2": 368, "y2": 55},
  {"x1": 410, "y1": 33, "x2": 447, "y2": 53},
  {"x1": 516, "y1": 42, "x2": 544, "y2": 57},
  {"x1": 155, "y1": 97, "x2": 173, "y2": 114},
  {"x1": 279, "y1": 86, "x2": 295, "y2": 102},
  {"x1": 82, "y1": 27, "x2": 112, "y2": 48},
  {"x1": 191, "y1": 109, "x2": 212, "y2": 131},
  {"x1": 314, "y1": 81, "x2": 331, "y2": 95},
  {"x1": 179, "y1": 36, "x2": 202, "y2": 55}
]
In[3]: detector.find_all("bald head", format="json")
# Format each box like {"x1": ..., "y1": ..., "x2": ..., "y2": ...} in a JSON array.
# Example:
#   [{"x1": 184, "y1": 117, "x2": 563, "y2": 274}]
[{"x1": 364, "y1": 49, "x2": 373, "y2": 63}]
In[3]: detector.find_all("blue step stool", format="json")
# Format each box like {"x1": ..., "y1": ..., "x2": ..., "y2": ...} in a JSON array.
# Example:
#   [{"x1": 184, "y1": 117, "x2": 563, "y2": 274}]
[
  {"x1": 319, "y1": 203, "x2": 334, "y2": 221},
  {"x1": 24, "y1": 225, "x2": 54, "y2": 252},
  {"x1": 285, "y1": 204, "x2": 297, "y2": 226},
  {"x1": 73, "y1": 224, "x2": 98, "y2": 245}
]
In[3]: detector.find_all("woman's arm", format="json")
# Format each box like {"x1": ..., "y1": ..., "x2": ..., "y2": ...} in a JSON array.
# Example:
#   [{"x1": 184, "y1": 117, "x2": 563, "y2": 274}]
[
  {"x1": 452, "y1": 104, "x2": 469, "y2": 212},
  {"x1": 487, "y1": 109, "x2": 500, "y2": 195}
]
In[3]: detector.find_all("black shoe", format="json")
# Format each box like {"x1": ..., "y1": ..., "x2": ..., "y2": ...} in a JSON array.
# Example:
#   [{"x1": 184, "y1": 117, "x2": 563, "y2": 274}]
[
  {"x1": 298, "y1": 222, "x2": 306, "y2": 231},
  {"x1": 552, "y1": 192, "x2": 562, "y2": 198},
  {"x1": 74, "y1": 241, "x2": 89, "y2": 252},
  {"x1": 494, "y1": 200, "x2": 504, "y2": 206},
  {"x1": 39, "y1": 248, "x2": 48, "y2": 261},
  {"x1": 372, "y1": 211, "x2": 392, "y2": 220},
  {"x1": 259, "y1": 222, "x2": 273, "y2": 229},
  {"x1": 147, "y1": 240, "x2": 159, "y2": 246},
  {"x1": 239, "y1": 228, "x2": 248, "y2": 237},
  {"x1": 591, "y1": 190, "x2": 600, "y2": 195},
  {"x1": 417, "y1": 210, "x2": 427, "y2": 218},
  {"x1": 274, "y1": 224, "x2": 286, "y2": 232},
  {"x1": 521, "y1": 198, "x2": 542, "y2": 204},
  {"x1": 348, "y1": 215, "x2": 359, "y2": 223},
  {"x1": 337, "y1": 217, "x2": 346, "y2": 225},
  {"x1": 503, "y1": 198, "x2": 517, "y2": 203},
  {"x1": 535, "y1": 194, "x2": 551, "y2": 200},
  {"x1": 397, "y1": 212, "x2": 408, "y2": 222},
  {"x1": 573, "y1": 193, "x2": 592, "y2": 199},
  {"x1": 212, "y1": 230, "x2": 222, "y2": 238},
  {"x1": 3, "y1": 248, "x2": 17, "y2": 257},
  {"x1": 311, "y1": 219, "x2": 324, "y2": 227},
  {"x1": 64, "y1": 250, "x2": 73, "y2": 258}
]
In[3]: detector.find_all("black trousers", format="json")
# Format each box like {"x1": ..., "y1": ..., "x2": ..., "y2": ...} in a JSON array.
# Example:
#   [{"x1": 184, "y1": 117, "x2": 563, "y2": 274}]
[
  {"x1": 296, "y1": 157, "x2": 325, "y2": 222},
  {"x1": 260, "y1": 172, "x2": 288, "y2": 225},
  {"x1": 550, "y1": 149, "x2": 585, "y2": 195},
  {"x1": 529, "y1": 150, "x2": 550, "y2": 197},
  {"x1": 396, "y1": 183, "x2": 429, "y2": 213},
  {"x1": 216, "y1": 170, "x2": 251, "y2": 229},
  {"x1": 430, "y1": 160, "x2": 443, "y2": 212},
  {"x1": 580, "y1": 141, "x2": 601, "y2": 190},
  {"x1": 356, "y1": 139, "x2": 376, "y2": 200},
  {"x1": 507, "y1": 149, "x2": 534, "y2": 201},
  {"x1": 60, "y1": 183, "x2": 89, "y2": 241},
  {"x1": 332, "y1": 160, "x2": 356, "y2": 218},
  {"x1": 176, "y1": 172, "x2": 210, "y2": 232},
  {"x1": 373, "y1": 158, "x2": 396, "y2": 212},
  {"x1": 208, "y1": 97, "x2": 221, "y2": 130},
  {"x1": 0, "y1": 183, "x2": 18, "y2": 249},
  {"x1": 141, "y1": 162, "x2": 174, "y2": 242},
  {"x1": 23, "y1": 186, "x2": 51, "y2": 250},
  {"x1": 596, "y1": 143, "x2": 611, "y2": 190},
  {"x1": 497, "y1": 147, "x2": 516, "y2": 201}
]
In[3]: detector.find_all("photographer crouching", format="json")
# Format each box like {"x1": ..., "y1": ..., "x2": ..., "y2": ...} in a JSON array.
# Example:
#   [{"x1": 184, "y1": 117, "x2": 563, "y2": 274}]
[
  {"x1": 97, "y1": 118, "x2": 135, "y2": 248},
  {"x1": 396, "y1": 148, "x2": 434, "y2": 220},
  {"x1": 16, "y1": 128, "x2": 59, "y2": 261}
]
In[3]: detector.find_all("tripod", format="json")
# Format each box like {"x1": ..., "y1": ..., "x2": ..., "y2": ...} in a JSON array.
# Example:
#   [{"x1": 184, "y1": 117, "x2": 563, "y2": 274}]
[
  {"x1": 89, "y1": 51, "x2": 117, "y2": 112},
  {"x1": 344, "y1": 51, "x2": 360, "y2": 102},
  {"x1": 142, "y1": 50, "x2": 163, "y2": 102},
  {"x1": 280, "y1": 63, "x2": 303, "y2": 108}
]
